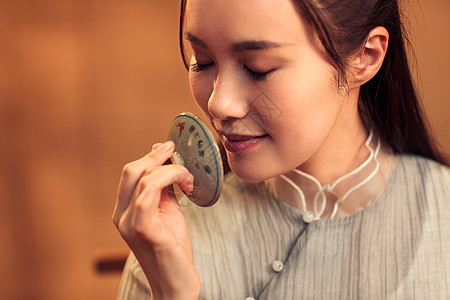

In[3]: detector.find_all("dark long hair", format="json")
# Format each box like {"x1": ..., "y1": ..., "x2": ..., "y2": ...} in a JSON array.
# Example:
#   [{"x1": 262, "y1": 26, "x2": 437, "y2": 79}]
[{"x1": 179, "y1": 0, "x2": 446, "y2": 165}]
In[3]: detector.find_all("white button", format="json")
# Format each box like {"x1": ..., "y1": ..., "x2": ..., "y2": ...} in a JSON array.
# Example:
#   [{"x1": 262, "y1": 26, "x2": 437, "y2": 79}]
[
  {"x1": 302, "y1": 211, "x2": 315, "y2": 223},
  {"x1": 272, "y1": 260, "x2": 284, "y2": 272},
  {"x1": 244, "y1": 297, "x2": 256, "y2": 300}
]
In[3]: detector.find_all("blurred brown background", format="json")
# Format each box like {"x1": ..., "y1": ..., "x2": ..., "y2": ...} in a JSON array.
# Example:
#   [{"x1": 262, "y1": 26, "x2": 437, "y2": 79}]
[{"x1": 0, "y1": 1, "x2": 448, "y2": 299}]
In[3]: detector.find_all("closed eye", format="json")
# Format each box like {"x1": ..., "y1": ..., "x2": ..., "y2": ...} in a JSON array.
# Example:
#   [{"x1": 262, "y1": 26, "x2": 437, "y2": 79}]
[
  {"x1": 190, "y1": 62, "x2": 214, "y2": 72},
  {"x1": 190, "y1": 61, "x2": 274, "y2": 81},
  {"x1": 244, "y1": 66, "x2": 273, "y2": 81}
]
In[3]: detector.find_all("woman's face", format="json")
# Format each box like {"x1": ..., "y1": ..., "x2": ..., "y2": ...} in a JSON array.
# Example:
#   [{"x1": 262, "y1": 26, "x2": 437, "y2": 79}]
[{"x1": 184, "y1": 0, "x2": 353, "y2": 182}]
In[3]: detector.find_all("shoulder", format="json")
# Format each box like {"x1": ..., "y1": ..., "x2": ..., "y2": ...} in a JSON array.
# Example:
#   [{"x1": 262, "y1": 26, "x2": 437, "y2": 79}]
[
  {"x1": 394, "y1": 154, "x2": 450, "y2": 191},
  {"x1": 390, "y1": 153, "x2": 450, "y2": 225},
  {"x1": 391, "y1": 155, "x2": 450, "y2": 289}
]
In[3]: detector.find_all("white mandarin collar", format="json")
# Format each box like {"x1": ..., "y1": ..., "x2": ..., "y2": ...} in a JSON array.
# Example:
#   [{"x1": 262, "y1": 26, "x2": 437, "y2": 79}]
[{"x1": 265, "y1": 132, "x2": 395, "y2": 220}]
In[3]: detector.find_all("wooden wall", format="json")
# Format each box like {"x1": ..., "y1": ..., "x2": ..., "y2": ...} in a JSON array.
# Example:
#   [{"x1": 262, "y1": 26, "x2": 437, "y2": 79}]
[{"x1": 0, "y1": 1, "x2": 448, "y2": 299}]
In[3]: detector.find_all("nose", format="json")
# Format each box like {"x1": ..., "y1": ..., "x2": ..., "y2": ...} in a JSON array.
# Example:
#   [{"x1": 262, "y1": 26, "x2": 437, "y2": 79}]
[{"x1": 208, "y1": 71, "x2": 250, "y2": 121}]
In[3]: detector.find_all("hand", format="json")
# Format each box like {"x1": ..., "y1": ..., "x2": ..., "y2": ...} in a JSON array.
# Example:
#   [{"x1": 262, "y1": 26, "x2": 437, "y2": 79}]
[{"x1": 113, "y1": 141, "x2": 201, "y2": 300}]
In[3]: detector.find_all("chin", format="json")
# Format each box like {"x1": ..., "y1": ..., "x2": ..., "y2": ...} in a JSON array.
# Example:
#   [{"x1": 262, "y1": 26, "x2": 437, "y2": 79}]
[
  {"x1": 228, "y1": 160, "x2": 276, "y2": 183},
  {"x1": 227, "y1": 151, "x2": 306, "y2": 183}
]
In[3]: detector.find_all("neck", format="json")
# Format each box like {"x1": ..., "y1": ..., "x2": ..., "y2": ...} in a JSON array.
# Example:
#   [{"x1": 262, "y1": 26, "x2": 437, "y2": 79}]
[{"x1": 298, "y1": 89, "x2": 368, "y2": 185}]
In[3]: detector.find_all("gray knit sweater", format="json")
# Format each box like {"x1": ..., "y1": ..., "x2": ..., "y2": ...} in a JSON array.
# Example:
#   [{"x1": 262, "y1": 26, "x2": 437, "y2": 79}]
[{"x1": 118, "y1": 154, "x2": 450, "y2": 299}]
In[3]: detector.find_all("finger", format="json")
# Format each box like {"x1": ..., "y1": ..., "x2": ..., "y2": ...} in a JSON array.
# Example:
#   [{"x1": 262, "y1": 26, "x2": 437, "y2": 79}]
[
  {"x1": 151, "y1": 143, "x2": 163, "y2": 151},
  {"x1": 137, "y1": 164, "x2": 194, "y2": 200},
  {"x1": 113, "y1": 141, "x2": 175, "y2": 225},
  {"x1": 115, "y1": 162, "x2": 190, "y2": 242},
  {"x1": 132, "y1": 166, "x2": 194, "y2": 242}
]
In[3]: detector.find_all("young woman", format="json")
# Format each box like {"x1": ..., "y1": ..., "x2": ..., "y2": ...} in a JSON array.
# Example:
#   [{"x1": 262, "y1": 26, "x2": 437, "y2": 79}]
[{"x1": 113, "y1": 0, "x2": 450, "y2": 299}]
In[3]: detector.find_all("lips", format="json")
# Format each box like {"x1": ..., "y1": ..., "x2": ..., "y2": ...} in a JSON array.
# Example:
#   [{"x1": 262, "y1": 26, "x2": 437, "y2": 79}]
[{"x1": 222, "y1": 133, "x2": 268, "y2": 154}]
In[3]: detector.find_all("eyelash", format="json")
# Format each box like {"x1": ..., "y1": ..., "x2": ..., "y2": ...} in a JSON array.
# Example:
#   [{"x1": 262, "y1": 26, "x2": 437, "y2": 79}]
[
  {"x1": 190, "y1": 62, "x2": 273, "y2": 81},
  {"x1": 244, "y1": 66, "x2": 272, "y2": 81},
  {"x1": 190, "y1": 62, "x2": 213, "y2": 73}
]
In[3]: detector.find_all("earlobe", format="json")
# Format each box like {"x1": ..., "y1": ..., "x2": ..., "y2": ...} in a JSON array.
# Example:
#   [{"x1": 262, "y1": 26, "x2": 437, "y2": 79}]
[{"x1": 353, "y1": 26, "x2": 389, "y2": 87}]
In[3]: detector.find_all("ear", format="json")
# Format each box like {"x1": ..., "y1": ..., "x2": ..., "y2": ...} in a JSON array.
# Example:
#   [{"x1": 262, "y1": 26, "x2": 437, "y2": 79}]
[{"x1": 350, "y1": 26, "x2": 389, "y2": 87}]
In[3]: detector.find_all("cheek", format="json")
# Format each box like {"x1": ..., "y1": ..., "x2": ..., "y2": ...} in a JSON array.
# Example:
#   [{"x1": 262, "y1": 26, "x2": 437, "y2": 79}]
[
  {"x1": 189, "y1": 72, "x2": 213, "y2": 115},
  {"x1": 264, "y1": 70, "x2": 339, "y2": 128},
  {"x1": 261, "y1": 67, "x2": 342, "y2": 158},
  {"x1": 289, "y1": 64, "x2": 339, "y2": 121},
  {"x1": 189, "y1": 73, "x2": 212, "y2": 112}
]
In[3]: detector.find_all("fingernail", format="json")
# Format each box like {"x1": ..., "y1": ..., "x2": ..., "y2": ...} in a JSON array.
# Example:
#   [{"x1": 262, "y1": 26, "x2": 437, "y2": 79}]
[
  {"x1": 158, "y1": 141, "x2": 173, "y2": 152},
  {"x1": 185, "y1": 188, "x2": 193, "y2": 197},
  {"x1": 188, "y1": 174, "x2": 194, "y2": 184},
  {"x1": 185, "y1": 173, "x2": 194, "y2": 185},
  {"x1": 185, "y1": 182, "x2": 194, "y2": 194}
]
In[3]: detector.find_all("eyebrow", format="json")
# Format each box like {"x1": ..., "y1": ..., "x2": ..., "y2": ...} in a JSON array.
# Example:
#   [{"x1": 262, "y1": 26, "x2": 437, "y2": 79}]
[
  {"x1": 184, "y1": 32, "x2": 208, "y2": 49},
  {"x1": 184, "y1": 32, "x2": 284, "y2": 52}
]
